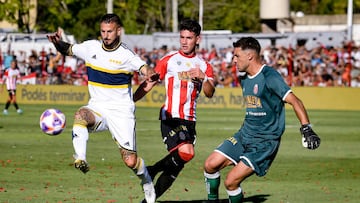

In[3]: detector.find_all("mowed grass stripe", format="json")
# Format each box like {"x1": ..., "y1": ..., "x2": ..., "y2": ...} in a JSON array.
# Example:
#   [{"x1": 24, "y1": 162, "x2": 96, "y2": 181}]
[{"x1": 0, "y1": 104, "x2": 359, "y2": 202}]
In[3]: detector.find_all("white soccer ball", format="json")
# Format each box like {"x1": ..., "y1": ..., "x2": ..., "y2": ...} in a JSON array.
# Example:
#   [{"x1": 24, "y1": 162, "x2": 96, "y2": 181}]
[{"x1": 39, "y1": 108, "x2": 66, "y2": 136}]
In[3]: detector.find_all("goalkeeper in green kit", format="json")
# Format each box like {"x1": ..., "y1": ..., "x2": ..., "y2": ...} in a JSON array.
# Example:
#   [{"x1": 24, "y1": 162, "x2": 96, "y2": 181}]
[{"x1": 203, "y1": 37, "x2": 321, "y2": 202}]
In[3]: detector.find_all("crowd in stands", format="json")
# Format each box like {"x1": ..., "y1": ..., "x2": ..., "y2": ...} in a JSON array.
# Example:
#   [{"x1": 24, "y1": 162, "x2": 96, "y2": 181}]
[
  {"x1": 0, "y1": 47, "x2": 87, "y2": 86},
  {"x1": 1, "y1": 41, "x2": 360, "y2": 87}
]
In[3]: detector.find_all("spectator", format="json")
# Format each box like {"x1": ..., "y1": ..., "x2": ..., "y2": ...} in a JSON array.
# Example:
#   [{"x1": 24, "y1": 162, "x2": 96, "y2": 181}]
[
  {"x1": 16, "y1": 50, "x2": 27, "y2": 76},
  {"x1": 216, "y1": 67, "x2": 234, "y2": 88},
  {"x1": 3, "y1": 49, "x2": 15, "y2": 71},
  {"x1": 4, "y1": 38, "x2": 360, "y2": 87},
  {"x1": 351, "y1": 73, "x2": 360, "y2": 87}
]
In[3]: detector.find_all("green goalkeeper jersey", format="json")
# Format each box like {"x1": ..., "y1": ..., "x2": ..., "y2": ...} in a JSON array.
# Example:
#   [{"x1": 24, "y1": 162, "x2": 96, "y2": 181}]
[{"x1": 240, "y1": 65, "x2": 291, "y2": 142}]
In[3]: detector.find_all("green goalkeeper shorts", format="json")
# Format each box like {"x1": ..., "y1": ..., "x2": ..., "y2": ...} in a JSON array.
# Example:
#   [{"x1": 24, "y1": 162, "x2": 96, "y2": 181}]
[{"x1": 215, "y1": 130, "x2": 280, "y2": 177}]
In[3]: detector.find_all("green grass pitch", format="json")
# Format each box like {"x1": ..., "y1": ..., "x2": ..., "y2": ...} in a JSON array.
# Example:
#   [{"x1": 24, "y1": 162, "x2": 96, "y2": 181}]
[{"x1": 0, "y1": 104, "x2": 359, "y2": 202}]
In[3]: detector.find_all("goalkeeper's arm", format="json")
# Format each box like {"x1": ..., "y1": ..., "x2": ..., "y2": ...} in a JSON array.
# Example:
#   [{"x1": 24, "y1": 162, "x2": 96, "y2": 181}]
[{"x1": 285, "y1": 92, "x2": 321, "y2": 150}]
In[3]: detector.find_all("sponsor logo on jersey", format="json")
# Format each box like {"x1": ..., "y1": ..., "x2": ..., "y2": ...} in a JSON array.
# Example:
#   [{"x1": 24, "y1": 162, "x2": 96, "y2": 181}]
[
  {"x1": 178, "y1": 71, "x2": 191, "y2": 81},
  {"x1": 245, "y1": 95, "x2": 262, "y2": 108}
]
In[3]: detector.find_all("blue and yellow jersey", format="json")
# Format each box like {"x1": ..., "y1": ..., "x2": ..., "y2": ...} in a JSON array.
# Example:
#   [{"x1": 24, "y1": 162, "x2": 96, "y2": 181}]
[
  {"x1": 240, "y1": 65, "x2": 291, "y2": 141},
  {"x1": 71, "y1": 40, "x2": 146, "y2": 107}
]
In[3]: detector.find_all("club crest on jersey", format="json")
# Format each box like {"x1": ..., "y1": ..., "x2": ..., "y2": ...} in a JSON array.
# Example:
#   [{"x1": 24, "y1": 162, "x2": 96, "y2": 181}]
[
  {"x1": 253, "y1": 84, "x2": 258, "y2": 94},
  {"x1": 177, "y1": 61, "x2": 181, "y2": 65}
]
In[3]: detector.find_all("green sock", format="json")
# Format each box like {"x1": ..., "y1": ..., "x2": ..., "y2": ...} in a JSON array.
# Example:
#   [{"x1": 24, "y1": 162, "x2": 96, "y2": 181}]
[
  {"x1": 227, "y1": 188, "x2": 243, "y2": 203},
  {"x1": 204, "y1": 171, "x2": 220, "y2": 200}
]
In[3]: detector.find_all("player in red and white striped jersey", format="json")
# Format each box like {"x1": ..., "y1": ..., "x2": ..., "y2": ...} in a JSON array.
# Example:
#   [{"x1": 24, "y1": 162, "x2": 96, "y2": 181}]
[
  {"x1": 1, "y1": 59, "x2": 23, "y2": 115},
  {"x1": 134, "y1": 19, "x2": 215, "y2": 202}
]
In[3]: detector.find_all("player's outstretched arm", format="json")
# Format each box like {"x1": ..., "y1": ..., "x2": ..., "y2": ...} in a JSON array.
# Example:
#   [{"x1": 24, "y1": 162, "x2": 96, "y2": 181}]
[
  {"x1": 133, "y1": 65, "x2": 159, "y2": 102},
  {"x1": 47, "y1": 29, "x2": 72, "y2": 56},
  {"x1": 285, "y1": 92, "x2": 321, "y2": 150},
  {"x1": 133, "y1": 80, "x2": 154, "y2": 102}
]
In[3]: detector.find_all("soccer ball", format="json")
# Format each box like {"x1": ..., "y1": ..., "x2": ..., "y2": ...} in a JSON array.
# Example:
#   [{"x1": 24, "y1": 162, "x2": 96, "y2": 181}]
[{"x1": 39, "y1": 108, "x2": 66, "y2": 135}]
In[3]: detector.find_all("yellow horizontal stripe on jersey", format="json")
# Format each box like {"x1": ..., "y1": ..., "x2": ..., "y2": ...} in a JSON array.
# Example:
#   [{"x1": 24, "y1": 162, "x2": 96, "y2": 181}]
[
  {"x1": 86, "y1": 62, "x2": 133, "y2": 75},
  {"x1": 88, "y1": 81, "x2": 130, "y2": 88}
]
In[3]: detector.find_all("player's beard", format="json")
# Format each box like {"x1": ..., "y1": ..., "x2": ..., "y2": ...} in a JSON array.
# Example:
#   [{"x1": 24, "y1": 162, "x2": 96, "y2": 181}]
[{"x1": 103, "y1": 37, "x2": 121, "y2": 50}]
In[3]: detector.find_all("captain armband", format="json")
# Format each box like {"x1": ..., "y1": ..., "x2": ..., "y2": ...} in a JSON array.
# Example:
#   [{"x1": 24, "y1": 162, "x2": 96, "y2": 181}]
[
  {"x1": 73, "y1": 116, "x2": 88, "y2": 127},
  {"x1": 54, "y1": 40, "x2": 72, "y2": 56},
  {"x1": 139, "y1": 64, "x2": 149, "y2": 77}
]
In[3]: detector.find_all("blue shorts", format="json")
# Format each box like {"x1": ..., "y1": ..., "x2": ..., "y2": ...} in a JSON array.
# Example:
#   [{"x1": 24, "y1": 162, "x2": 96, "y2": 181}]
[{"x1": 215, "y1": 130, "x2": 280, "y2": 176}]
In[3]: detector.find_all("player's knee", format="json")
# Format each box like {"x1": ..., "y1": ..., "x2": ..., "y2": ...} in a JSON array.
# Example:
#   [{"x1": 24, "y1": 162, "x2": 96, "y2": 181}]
[
  {"x1": 224, "y1": 177, "x2": 239, "y2": 191},
  {"x1": 178, "y1": 150, "x2": 194, "y2": 162},
  {"x1": 203, "y1": 159, "x2": 213, "y2": 173},
  {"x1": 204, "y1": 154, "x2": 221, "y2": 173},
  {"x1": 73, "y1": 108, "x2": 94, "y2": 127}
]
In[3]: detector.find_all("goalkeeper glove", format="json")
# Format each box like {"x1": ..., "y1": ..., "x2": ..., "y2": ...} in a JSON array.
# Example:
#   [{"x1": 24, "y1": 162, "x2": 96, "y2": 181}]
[{"x1": 300, "y1": 124, "x2": 320, "y2": 150}]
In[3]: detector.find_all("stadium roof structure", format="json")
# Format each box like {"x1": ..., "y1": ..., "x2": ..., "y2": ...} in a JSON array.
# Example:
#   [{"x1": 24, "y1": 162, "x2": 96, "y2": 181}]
[
  {"x1": 0, "y1": 30, "x2": 348, "y2": 55},
  {"x1": 149, "y1": 30, "x2": 347, "y2": 51}
]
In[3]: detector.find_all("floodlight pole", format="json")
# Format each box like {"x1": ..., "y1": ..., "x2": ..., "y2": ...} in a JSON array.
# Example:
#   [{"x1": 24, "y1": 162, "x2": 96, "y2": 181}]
[
  {"x1": 172, "y1": 0, "x2": 178, "y2": 33},
  {"x1": 347, "y1": 0, "x2": 353, "y2": 42},
  {"x1": 199, "y1": 0, "x2": 203, "y2": 30},
  {"x1": 107, "y1": 0, "x2": 113, "y2": 14}
]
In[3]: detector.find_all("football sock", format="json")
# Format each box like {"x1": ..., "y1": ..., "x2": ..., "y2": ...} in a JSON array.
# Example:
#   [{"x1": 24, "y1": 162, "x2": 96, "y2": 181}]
[
  {"x1": 153, "y1": 150, "x2": 185, "y2": 198},
  {"x1": 154, "y1": 169, "x2": 181, "y2": 198},
  {"x1": 133, "y1": 157, "x2": 152, "y2": 184},
  {"x1": 204, "y1": 171, "x2": 221, "y2": 200},
  {"x1": 72, "y1": 125, "x2": 89, "y2": 160},
  {"x1": 5, "y1": 101, "x2": 10, "y2": 109},
  {"x1": 150, "y1": 153, "x2": 173, "y2": 175},
  {"x1": 227, "y1": 187, "x2": 243, "y2": 203},
  {"x1": 14, "y1": 102, "x2": 19, "y2": 109}
]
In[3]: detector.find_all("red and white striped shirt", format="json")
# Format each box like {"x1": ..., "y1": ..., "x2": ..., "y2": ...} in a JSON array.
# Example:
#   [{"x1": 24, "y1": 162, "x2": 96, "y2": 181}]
[
  {"x1": 155, "y1": 51, "x2": 214, "y2": 121},
  {"x1": 3, "y1": 68, "x2": 21, "y2": 90}
]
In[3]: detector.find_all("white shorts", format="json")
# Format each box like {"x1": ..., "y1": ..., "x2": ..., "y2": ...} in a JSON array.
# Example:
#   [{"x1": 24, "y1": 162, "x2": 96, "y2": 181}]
[{"x1": 84, "y1": 102, "x2": 137, "y2": 152}]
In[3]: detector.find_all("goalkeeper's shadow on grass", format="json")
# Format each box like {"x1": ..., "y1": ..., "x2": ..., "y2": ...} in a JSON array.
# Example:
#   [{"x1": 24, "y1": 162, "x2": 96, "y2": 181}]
[{"x1": 158, "y1": 194, "x2": 270, "y2": 203}]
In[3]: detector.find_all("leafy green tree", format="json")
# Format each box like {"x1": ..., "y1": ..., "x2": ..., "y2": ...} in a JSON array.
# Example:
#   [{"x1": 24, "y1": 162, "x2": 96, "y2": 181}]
[
  {"x1": 68, "y1": 0, "x2": 107, "y2": 40},
  {"x1": 114, "y1": 0, "x2": 142, "y2": 34},
  {"x1": 3, "y1": 0, "x2": 360, "y2": 42},
  {"x1": 201, "y1": 0, "x2": 260, "y2": 32},
  {"x1": 36, "y1": 0, "x2": 105, "y2": 41},
  {"x1": 0, "y1": 0, "x2": 34, "y2": 33},
  {"x1": 290, "y1": 0, "x2": 360, "y2": 14}
]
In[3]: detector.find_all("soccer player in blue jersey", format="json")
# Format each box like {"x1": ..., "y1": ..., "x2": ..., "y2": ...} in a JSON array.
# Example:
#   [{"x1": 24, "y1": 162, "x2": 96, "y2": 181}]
[
  {"x1": 203, "y1": 37, "x2": 321, "y2": 202},
  {"x1": 47, "y1": 14, "x2": 157, "y2": 203}
]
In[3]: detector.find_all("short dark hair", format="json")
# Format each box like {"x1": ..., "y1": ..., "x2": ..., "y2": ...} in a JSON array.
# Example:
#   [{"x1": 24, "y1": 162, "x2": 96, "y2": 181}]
[
  {"x1": 100, "y1": 13, "x2": 123, "y2": 27},
  {"x1": 233, "y1": 37, "x2": 261, "y2": 55},
  {"x1": 179, "y1": 19, "x2": 201, "y2": 36}
]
